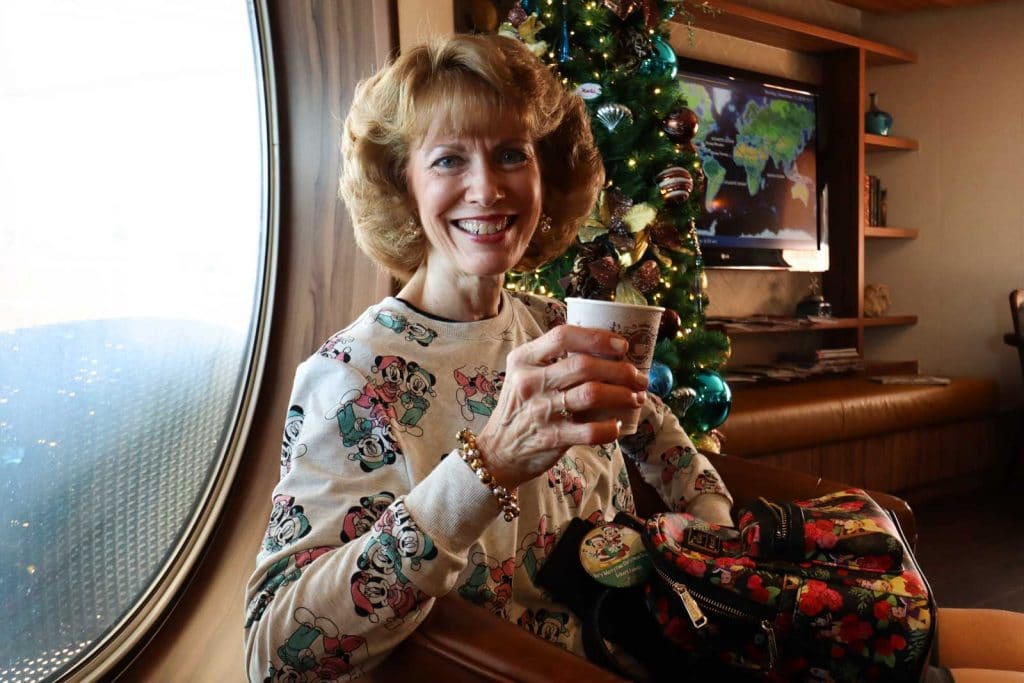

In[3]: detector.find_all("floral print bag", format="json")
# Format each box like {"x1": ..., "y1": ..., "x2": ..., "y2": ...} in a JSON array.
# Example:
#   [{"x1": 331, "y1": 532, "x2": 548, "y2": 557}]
[{"x1": 642, "y1": 488, "x2": 935, "y2": 682}]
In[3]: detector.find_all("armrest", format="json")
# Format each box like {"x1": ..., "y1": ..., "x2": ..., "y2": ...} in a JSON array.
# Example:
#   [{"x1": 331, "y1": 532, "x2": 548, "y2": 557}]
[{"x1": 367, "y1": 594, "x2": 628, "y2": 683}]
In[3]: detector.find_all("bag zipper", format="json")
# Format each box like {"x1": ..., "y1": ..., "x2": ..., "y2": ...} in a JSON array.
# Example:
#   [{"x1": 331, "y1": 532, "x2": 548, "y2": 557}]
[
  {"x1": 654, "y1": 564, "x2": 779, "y2": 671},
  {"x1": 759, "y1": 497, "x2": 790, "y2": 542}
]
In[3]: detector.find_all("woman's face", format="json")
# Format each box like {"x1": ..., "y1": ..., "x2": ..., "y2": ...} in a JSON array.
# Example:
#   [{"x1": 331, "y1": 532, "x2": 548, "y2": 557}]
[{"x1": 405, "y1": 111, "x2": 542, "y2": 287}]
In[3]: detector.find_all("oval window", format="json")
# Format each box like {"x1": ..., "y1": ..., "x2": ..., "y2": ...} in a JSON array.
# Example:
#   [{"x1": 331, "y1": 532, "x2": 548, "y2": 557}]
[{"x1": 0, "y1": 1, "x2": 274, "y2": 680}]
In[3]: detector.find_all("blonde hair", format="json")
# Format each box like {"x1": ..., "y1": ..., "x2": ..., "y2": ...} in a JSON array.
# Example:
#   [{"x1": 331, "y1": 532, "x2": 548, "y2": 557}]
[{"x1": 339, "y1": 33, "x2": 604, "y2": 282}]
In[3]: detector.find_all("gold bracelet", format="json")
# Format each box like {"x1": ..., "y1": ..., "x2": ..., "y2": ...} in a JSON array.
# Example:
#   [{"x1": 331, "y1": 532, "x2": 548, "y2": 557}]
[{"x1": 455, "y1": 428, "x2": 520, "y2": 522}]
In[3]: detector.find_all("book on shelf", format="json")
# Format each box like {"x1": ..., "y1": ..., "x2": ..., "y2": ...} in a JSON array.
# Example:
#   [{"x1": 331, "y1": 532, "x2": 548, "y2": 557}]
[
  {"x1": 864, "y1": 174, "x2": 887, "y2": 227},
  {"x1": 777, "y1": 347, "x2": 860, "y2": 363}
]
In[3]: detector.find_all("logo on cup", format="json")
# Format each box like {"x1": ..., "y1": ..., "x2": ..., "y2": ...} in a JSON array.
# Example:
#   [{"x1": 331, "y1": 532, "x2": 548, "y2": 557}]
[{"x1": 612, "y1": 323, "x2": 655, "y2": 368}]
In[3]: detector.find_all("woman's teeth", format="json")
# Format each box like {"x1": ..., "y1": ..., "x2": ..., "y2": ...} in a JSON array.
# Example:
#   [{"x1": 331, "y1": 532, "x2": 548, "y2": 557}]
[{"x1": 454, "y1": 217, "x2": 512, "y2": 235}]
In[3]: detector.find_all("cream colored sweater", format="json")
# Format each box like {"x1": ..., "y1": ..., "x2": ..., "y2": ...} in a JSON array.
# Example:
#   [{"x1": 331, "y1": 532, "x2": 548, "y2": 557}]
[{"x1": 243, "y1": 291, "x2": 732, "y2": 681}]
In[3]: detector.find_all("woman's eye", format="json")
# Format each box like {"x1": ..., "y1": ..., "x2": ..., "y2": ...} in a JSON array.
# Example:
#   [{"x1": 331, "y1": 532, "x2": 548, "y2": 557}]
[
  {"x1": 431, "y1": 155, "x2": 461, "y2": 169},
  {"x1": 499, "y1": 148, "x2": 529, "y2": 165}
]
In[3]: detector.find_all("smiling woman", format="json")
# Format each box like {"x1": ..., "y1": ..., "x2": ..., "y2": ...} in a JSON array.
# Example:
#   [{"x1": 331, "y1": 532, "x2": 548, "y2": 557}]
[{"x1": 0, "y1": 1, "x2": 274, "y2": 680}]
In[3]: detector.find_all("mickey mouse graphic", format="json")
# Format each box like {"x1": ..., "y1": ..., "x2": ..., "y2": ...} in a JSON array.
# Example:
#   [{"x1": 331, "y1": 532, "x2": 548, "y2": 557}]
[
  {"x1": 453, "y1": 365, "x2": 504, "y2": 420},
  {"x1": 273, "y1": 607, "x2": 367, "y2": 681},
  {"x1": 340, "y1": 491, "x2": 395, "y2": 543},
  {"x1": 280, "y1": 404, "x2": 308, "y2": 475},
  {"x1": 397, "y1": 362, "x2": 436, "y2": 436},
  {"x1": 318, "y1": 333, "x2": 353, "y2": 362},
  {"x1": 262, "y1": 494, "x2": 312, "y2": 556},
  {"x1": 326, "y1": 386, "x2": 401, "y2": 473}
]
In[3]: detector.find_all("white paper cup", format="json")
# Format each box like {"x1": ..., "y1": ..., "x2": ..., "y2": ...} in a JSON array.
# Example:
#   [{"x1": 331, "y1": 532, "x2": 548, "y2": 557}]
[{"x1": 565, "y1": 298, "x2": 665, "y2": 435}]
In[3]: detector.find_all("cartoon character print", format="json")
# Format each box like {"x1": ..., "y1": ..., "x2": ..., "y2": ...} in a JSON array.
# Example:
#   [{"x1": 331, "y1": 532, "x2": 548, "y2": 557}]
[
  {"x1": 267, "y1": 607, "x2": 367, "y2": 682},
  {"x1": 694, "y1": 468, "x2": 724, "y2": 496},
  {"x1": 326, "y1": 381, "x2": 401, "y2": 473},
  {"x1": 349, "y1": 501, "x2": 433, "y2": 629},
  {"x1": 261, "y1": 495, "x2": 312, "y2": 558},
  {"x1": 318, "y1": 333, "x2": 353, "y2": 362},
  {"x1": 328, "y1": 355, "x2": 437, "y2": 448},
  {"x1": 617, "y1": 419, "x2": 656, "y2": 462},
  {"x1": 660, "y1": 444, "x2": 696, "y2": 486},
  {"x1": 594, "y1": 442, "x2": 616, "y2": 461},
  {"x1": 458, "y1": 551, "x2": 515, "y2": 619},
  {"x1": 516, "y1": 608, "x2": 571, "y2": 649},
  {"x1": 453, "y1": 365, "x2": 504, "y2": 420},
  {"x1": 544, "y1": 300, "x2": 566, "y2": 328},
  {"x1": 546, "y1": 454, "x2": 587, "y2": 508},
  {"x1": 247, "y1": 546, "x2": 333, "y2": 628},
  {"x1": 371, "y1": 309, "x2": 438, "y2": 347},
  {"x1": 515, "y1": 515, "x2": 558, "y2": 581},
  {"x1": 362, "y1": 355, "x2": 407, "y2": 423},
  {"x1": 612, "y1": 464, "x2": 635, "y2": 513},
  {"x1": 397, "y1": 362, "x2": 436, "y2": 436},
  {"x1": 507, "y1": 291, "x2": 565, "y2": 329},
  {"x1": 349, "y1": 569, "x2": 422, "y2": 629},
  {"x1": 580, "y1": 525, "x2": 630, "y2": 566},
  {"x1": 340, "y1": 491, "x2": 395, "y2": 543},
  {"x1": 280, "y1": 404, "x2": 308, "y2": 476}
]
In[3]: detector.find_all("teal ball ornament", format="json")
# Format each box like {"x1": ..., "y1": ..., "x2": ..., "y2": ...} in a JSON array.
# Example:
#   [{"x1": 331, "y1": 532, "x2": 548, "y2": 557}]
[
  {"x1": 681, "y1": 370, "x2": 732, "y2": 433},
  {"x1": 639, "y1": 35, "x2": 677, "y2": 78},
  {"x1": 648, "y1": 362, "x2": 674, "y2": 398}
]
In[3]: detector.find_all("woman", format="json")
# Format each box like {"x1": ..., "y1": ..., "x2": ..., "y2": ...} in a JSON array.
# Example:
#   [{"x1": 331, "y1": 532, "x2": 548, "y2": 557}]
[{"x1": 243, "y1": 33, "x2": 733, "y2": 680}]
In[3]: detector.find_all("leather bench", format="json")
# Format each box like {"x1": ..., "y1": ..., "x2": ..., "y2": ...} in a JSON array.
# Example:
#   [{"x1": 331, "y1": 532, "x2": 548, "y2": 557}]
[{"x1": 720, "y1": 376, "x2": 1001, "y2": 498}]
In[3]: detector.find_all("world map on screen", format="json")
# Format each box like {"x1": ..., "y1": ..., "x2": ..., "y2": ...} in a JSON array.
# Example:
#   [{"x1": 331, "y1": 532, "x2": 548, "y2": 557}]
[{"x1": 679, "y1": 70, "x2": 818, "y2": 249}]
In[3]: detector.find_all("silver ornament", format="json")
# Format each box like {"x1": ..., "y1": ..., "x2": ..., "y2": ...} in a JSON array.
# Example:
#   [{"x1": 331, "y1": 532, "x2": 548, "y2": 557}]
[
  {"x1": 671, "y1": 386, "x2": 698, "y2": 415},
  {"x1": 595, "y1": 103, "x2": 634, "y2": 132}
]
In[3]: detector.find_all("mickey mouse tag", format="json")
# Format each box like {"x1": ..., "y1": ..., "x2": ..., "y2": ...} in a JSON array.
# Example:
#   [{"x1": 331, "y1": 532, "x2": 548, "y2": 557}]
[{"x1": 579, "y1": 522, "x2": 652, "y2": 587}]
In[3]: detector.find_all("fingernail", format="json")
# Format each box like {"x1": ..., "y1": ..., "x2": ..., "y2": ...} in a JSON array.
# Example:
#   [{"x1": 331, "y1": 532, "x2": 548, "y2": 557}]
[
  {"x1": 611, "y1": 337, "x2": 628, "y2": 354},
  {"x1": 634, "y1": 368, "x2": 648, "y2": 386},
  {"x1": 615, "y1": 419, "x2": 623, "y2": 432},
  {"x1": 634, "y1": 391, "x2": 647, "y2": 405}
]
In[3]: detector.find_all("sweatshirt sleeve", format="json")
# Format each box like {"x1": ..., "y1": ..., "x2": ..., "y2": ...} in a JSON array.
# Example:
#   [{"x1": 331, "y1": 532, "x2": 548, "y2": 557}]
[
  {"x1": 243, "y1": 356, "x2": 501, "y2": 681},
  {"x1": 618, "y1": 394, "x2": 734, "y2": 527}
]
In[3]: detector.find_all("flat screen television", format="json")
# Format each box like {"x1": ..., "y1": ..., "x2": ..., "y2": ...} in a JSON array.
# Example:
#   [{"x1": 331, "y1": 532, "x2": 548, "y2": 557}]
[{"x1": 677, "y1": 59, "x2": 828, "y2": 271}]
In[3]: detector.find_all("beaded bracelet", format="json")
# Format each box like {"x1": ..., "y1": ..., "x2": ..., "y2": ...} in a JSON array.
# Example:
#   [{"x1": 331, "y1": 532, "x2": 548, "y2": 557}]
[{"x1": 455, "y1": 428, "x2": 520, "y2": 522}]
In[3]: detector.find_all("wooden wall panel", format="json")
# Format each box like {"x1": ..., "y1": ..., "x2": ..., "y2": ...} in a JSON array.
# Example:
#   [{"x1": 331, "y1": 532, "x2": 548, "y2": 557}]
[
  {"x1": 115, "y1": 2, "x2": 395, "y2": 680},
  {"x1": 742, "y1": 416, "x2": 1001, "y2": 503}
]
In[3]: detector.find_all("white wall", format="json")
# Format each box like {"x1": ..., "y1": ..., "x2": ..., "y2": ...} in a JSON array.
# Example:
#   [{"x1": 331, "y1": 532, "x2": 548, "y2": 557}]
[{"x1": 862, "y1": 3, "x2": 1024, "y2": 406}]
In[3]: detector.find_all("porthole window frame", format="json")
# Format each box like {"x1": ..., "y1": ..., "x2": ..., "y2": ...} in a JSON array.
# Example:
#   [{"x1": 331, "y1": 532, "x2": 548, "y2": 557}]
[{"x1": 44, "y1": 1, "x2": 280, "y2": 679}]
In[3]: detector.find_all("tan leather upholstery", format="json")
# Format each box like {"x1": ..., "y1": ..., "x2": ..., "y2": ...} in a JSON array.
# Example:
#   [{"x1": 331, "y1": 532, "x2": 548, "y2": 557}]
[
  {"x1": 368, "y1": 452, "x2": 917, "y2": 682},
  {"x1": 722, "y1": 376, "x2": 998, "y2": 457}
]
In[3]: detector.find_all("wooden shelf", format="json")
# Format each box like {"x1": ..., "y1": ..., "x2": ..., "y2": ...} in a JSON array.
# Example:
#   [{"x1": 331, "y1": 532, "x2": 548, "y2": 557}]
[
  {"x1": 861, "y1": 315, "x2": 918, "y2": 328},
  {"x1": 709, "y1": 317, "x2": 862, "y2": 335},
  {"x1": 865, "y1": 134, "x2": 919, "y2": 152},
  {"x1": 693, "y1": 0, "x2": 916, "y2": 65},
  {"x1": 865, "y1": 226, "x2": 918, "y2": 238}
]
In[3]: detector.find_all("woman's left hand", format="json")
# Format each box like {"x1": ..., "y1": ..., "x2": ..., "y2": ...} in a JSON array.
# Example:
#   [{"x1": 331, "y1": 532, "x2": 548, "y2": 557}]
[{"x1": 475, "y1": 324, "x2": 648, "y2": 491}]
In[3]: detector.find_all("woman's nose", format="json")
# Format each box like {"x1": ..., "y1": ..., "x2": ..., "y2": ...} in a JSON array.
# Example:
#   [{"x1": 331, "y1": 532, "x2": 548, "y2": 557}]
[{"x1": 465, "y1": 162, "x2": 504, "y2": 206}]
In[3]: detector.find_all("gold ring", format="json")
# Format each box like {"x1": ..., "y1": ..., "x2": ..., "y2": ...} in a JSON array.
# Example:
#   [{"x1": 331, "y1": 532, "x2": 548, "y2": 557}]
[{"x1": 559, "y1": 390, "x2": 572, "y2": 420}]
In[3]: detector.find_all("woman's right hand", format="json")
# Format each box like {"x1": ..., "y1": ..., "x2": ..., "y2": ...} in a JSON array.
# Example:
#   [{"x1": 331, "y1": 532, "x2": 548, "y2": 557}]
[{"x1": 474, "y1": 324, "x2": 649, "y2": 491}]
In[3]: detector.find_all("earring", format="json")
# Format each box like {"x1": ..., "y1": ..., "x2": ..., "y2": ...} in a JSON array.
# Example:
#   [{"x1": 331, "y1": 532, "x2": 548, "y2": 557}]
[{"x1": 539, "y1": 214, "x2": 552, "y2": 233}]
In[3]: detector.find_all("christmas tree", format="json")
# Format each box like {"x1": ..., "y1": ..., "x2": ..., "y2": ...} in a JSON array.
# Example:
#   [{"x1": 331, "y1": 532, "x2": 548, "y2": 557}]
[{"x1": 501, "y1": 0, "x2": 733, "y2": 449}]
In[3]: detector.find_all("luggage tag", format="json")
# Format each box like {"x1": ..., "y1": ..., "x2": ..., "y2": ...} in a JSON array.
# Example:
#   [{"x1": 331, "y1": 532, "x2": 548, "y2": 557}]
[{"x1": 579, "y1": 522, "x2": 652, "y2": 588}]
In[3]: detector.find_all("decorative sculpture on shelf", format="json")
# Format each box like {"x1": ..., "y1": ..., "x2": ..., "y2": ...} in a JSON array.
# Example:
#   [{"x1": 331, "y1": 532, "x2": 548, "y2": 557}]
[
  {"x1": 864, "y1": 283, "x2": 892, "y2": 318},
  {"x1": 796, "y1": 274, "x2": 833, "y2": 318}
]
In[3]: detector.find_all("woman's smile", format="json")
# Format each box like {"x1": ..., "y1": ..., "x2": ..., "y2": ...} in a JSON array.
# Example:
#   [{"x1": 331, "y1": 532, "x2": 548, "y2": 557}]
[{"x1": 451, "y1": 215, "x2": 514, "y2": 237}]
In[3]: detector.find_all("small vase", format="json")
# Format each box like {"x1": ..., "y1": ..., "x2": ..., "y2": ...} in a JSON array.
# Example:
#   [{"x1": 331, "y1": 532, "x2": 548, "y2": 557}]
[{"x1": 865, "y1": 92, "x2": 893, "y2": 136}]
